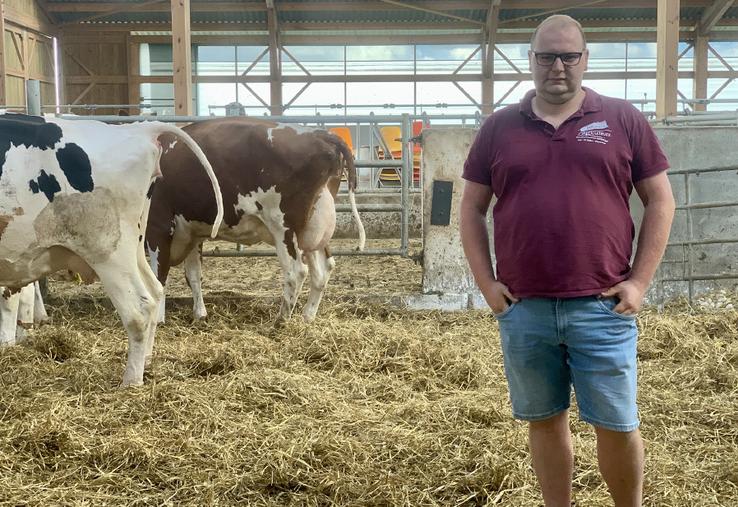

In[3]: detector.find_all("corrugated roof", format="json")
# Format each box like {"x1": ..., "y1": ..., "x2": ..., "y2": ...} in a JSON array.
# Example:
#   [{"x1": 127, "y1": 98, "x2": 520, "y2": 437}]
[{"x1": 40, "y1": 1, "x2": 732, "y2": 29}]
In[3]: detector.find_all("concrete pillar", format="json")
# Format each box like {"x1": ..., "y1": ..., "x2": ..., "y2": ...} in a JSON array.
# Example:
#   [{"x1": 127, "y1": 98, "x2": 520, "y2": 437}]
[{"x1": 404, "y1": 128, "x2": 481, "y2": 311}]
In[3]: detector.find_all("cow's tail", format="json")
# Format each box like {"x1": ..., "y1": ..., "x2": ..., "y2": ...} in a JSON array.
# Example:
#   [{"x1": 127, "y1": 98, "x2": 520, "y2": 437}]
[
  {"x1": 147, "y1": 122, "x2": 224, "y2": 239},
  {"x1": 332, "y1": 135, "x2": 366, "y2": 251}
]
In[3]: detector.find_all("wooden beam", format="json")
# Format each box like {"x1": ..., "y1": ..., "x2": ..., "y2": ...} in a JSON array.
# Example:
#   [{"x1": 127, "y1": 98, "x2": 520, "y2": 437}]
[
  {"x1": 3, "y1": 4, "x2": 56, "y2": 36},
  {"x1": 127, "y1": 35, "x2": 140, "y2": 114},
  {"x1": 656, "y1": 0, "x2": 680, "y2": 119},
  {"x1": 43, "y1": 1, "x2": 716, "y2": 13},
  {"x1": 499, "y1": 0, "x2": 610, "y2": 26},
  {"x1": 130, "y1": 69, "x2": 738, "y2": 86},
  {"x1": 34, "y1": 1, "x2": 57, "y2": 29},
  {"x1": 171, "y1": 0, "x2": 192, "y2": 115},
  {"x1": 377, "y1": 0, "x2": 485, "y2": 25},
  {"x1": 693, "y1": 34, "x2": 708, "y2": 110},
  {"x1": 698, "y1": 0, "x2": 735, "y2": 35},
  {"x1": 66, "y1": 76, "x2": 128, "y2": 85},
  {"x1": 21, "y1": 30, "x2": 28, "y2": 81},
  {"x1": 0, "y1": 2, "x2": 5, "y2": 106},
  {"x1": 266, "y1": 1, "x2": 282, "y2": 115},
  {"x1": 60, "y1": 0, "x2": 167, "y2": 27},
  {"x1": 53, "y1": 16, "x2": 710, "y2": 33},
  {"x1": 56, "y1": 35, "x2": 66, "y2": 113},
  {"x1": 482, "y1": 0, "x2": 501, "y2": 114},
  {"x1": 122, "y1": 29, "x2": 679, "y2": 45}
]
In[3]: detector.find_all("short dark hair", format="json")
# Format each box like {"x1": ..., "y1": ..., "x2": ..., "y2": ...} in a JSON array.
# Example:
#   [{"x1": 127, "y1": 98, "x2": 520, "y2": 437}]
[{"x1": 530, "y1": 14, "x2": 587, "y2": 50}]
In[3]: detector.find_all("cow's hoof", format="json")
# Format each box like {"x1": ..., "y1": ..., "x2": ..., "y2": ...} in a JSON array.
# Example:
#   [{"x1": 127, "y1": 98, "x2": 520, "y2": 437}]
[
  {"x1": 0, "y1": 340, "x2": 15, "y2": 347},
  {"x1": 119, "y1": 379, "x2": 144, "y2": 388},
  {"x1": 118, "y1": 380, "x2": 143, "y2": 389},
  {"x1": 120, "y1": 372, "x2": 145, "y2": 387}
]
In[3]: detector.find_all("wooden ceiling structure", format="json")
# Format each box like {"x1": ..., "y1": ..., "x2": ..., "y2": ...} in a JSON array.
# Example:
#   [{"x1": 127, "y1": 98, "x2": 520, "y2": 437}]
[{"x1": 1, "y1": 1, "x2": 737, "y2": 117}]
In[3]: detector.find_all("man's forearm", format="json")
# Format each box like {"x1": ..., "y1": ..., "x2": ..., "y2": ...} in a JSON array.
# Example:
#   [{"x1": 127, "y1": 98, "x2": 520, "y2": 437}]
[
  {"x1": 460, "y1": 207, "x2": 497, "y2": 292},
  {"x1": 630, "y1": 198, "x2": 676, "y2": 290}
]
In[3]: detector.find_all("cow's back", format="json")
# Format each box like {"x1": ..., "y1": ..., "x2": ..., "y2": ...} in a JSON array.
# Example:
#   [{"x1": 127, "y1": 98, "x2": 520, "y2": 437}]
[
  {"x1": 153, "y1": 117, "x2": 344, "y2": 233},
  {"x1": 0, "y1": 115, "x2": 160, "y2": 281}
]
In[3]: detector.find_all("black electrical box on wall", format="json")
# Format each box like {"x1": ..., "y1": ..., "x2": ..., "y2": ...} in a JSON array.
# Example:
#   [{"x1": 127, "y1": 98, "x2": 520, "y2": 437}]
[{"x1": 431, "y1": 180, "x2": 453, "y2": 226}]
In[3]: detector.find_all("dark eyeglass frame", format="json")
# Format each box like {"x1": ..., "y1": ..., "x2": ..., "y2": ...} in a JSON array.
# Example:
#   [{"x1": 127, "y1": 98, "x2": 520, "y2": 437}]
[{"x1": 532, "y1": 51, "x2": 584, "y2": 67}]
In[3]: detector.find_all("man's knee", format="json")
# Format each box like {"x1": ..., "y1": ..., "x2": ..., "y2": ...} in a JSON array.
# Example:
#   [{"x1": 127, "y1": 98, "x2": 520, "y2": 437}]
[
  {"x1": 594, "y1": 425, "x2": 641, "y2": 439},
  {"x1": 530, "y1": 410, "x2": 569, "y2": 433}
]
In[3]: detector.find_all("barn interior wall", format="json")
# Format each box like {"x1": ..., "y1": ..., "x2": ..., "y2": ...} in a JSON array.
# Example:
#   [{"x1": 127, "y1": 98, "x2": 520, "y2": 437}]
[
  {"x1": 3, "y1": 26, "x2": 55, "y2": 109},
  {"x1": 60, "y1": 33, "x2": 128, "y2": 115},
  {"x1": 4, "y1": 0, "x2": 48, "y2": 25},
  {"x1": 2, "y1": 0, "x2": 55, "y2": 109}
]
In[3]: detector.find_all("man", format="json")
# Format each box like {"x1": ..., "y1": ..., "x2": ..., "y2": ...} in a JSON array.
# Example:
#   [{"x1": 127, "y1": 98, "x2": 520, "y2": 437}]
[{"x1": 459, "y1": 15, "x2": 675, "y2": 507}]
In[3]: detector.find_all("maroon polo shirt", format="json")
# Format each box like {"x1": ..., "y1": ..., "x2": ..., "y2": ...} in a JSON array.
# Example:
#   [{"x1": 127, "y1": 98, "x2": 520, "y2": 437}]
[{"x1": 462, "y1": 88, "x2": 669, "y2": 298}]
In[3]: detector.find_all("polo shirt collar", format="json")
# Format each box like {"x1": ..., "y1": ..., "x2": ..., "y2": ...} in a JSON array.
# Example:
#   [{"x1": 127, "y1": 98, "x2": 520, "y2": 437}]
[{"x1": 519, "y1": 87, "x2": 602, "y2": 119}]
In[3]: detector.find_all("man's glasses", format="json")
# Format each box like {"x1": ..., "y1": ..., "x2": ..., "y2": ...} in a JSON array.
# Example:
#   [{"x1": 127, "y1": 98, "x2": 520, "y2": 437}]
[{"x1": 532, "y1": 51, "x2": 584, "y2": 67}]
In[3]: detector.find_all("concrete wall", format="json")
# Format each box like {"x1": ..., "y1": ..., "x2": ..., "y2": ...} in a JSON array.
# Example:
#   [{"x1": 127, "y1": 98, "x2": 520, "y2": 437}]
[
  {"x1": 334, "y1": 191, "x2": 422, "y2": 239},
  {"x1": 648, "y1": 126, "x2": 738, "y2": 301}
]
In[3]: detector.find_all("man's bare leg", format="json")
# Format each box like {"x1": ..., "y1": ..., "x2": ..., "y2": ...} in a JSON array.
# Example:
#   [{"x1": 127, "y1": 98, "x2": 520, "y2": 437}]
[
  {"x1": 595, "y1": 426, "x2": 644, "y2": 507},
  {"x1": 529, "y1": 410, "x2": 574, "y2": 507}
]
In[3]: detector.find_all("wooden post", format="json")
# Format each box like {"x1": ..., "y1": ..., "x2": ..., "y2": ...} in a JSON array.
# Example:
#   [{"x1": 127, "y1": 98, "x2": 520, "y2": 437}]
[
  {"x1": 267, "y1": 0, "x2": 282, "y2": 116},
  {"x1": 127, "y1": 35, "x2": 141, "y2": 115},
  {"x1": 0, "y1": 1, "x2": 6, "y2": 106},
  {"x1": 656, "y1": 0, "x2": 680, "y2": 119},
  {"x1": 481, "y1": 0, "x2": 500, "y2": 115},
  {"x1": 170, "y1": 0, "x2": 192, "y2": 115},
  {"x1": 692, "y1": 0, "x2": 735, "y2": 112},
  {"x1": 693, "y1": 34, "x2": 708, "y2": 112}
]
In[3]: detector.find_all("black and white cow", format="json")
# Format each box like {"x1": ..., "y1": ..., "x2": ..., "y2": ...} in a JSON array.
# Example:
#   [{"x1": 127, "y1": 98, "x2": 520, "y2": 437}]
[
  {"x1": 0, "y1": 281, "x2": 47, "y2": 346},
  {"x1": 0, "y1": 114, "x2": 223, "y2": 386}
]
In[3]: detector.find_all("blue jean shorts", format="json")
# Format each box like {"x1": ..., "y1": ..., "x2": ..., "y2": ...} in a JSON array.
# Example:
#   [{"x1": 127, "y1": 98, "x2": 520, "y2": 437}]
[{"x1": 495, "y1": 296, "x2": 639, "y2": 432}]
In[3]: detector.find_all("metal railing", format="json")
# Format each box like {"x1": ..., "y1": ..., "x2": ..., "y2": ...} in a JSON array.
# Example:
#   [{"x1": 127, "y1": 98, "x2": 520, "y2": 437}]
[
  {"x1": 654, "y1": 164, "x2": 738, "y2": 305},
  {"x1": 54, "y1": 111, "x2": 438, "y2": 259}
]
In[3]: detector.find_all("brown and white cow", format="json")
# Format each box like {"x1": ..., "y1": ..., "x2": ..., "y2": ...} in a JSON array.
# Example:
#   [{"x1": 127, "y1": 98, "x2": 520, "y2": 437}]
[
  {"x1": 146, "y1": 117, "x2": 365, "y2": 324},
  {"x1": 0, "y1": 113, "x2": 224, "y2": 385}
]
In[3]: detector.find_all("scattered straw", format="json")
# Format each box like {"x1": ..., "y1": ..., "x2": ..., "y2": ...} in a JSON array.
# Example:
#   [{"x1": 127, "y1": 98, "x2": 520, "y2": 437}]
[{"x1": 1, "y1": 241, "x2": 736, "y2": 505}]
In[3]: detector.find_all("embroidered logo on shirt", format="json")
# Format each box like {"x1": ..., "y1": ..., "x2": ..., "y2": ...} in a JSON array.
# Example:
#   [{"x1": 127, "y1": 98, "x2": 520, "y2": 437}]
[{"x1": 576, "y1": 120, "x2": 612, "y2": 145}]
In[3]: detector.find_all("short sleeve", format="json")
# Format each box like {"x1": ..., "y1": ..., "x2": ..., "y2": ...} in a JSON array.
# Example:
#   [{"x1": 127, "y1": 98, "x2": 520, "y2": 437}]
[
  {"x1": 627, "y1": 105, "x2": 670, "y2": 182},
  {"x1": 462, "y1": 116, "x2": 494, "y2": 188}
]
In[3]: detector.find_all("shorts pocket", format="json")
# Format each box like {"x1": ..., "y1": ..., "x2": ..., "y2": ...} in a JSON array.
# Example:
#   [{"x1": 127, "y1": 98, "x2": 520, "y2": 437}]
[
  {"x1": 494, "y1": 301, "x2": 518, "y2": 319},
  {"x1": 596, "y1": 297, "x2": 636, "y2": 320}
]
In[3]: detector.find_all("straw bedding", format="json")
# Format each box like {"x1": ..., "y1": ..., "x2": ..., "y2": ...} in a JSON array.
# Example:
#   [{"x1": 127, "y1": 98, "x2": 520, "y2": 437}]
[{"x1": 0, "y1": 240, "x2": 736, "y2": 506}]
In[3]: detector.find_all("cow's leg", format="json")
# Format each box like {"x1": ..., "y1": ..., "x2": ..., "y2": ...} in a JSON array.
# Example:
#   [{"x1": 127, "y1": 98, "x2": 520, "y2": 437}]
[
  {"x1": 272, "y1": 234, "x2": 308, "y2": 324},
  {"x1": 33, "y1": 281, "x2": 49, "y2": 324},
  {"x1": 15, "y1": 283, "x2": 36, "y2": 343},
  {"x1": 302, "y1": 248, "x2": 336, "y2": 322},
  {"x1": 183, "y1": 244, "x2": 207, "y2": 320},
  {"x1": 147, "y1": 242, "x2": 172, "y2": 324},
  {"x1": 137, "y1": 245, "x2": 164, "y2": 368},
  {"x1": 0, "y1": 289, "x2": 20, "y2": 346},
  {"x1": 93, "y1": 253, "x2": 159, "y2": 387},
  {"x1": 297, "y1": 186, "x2": 336, "y2": 322}
]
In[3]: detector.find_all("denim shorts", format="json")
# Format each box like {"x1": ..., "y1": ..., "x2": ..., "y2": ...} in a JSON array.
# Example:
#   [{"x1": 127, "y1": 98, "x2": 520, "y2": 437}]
[{"x1": 495, "y1": 296, "x2": 639, "y2": 432}]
